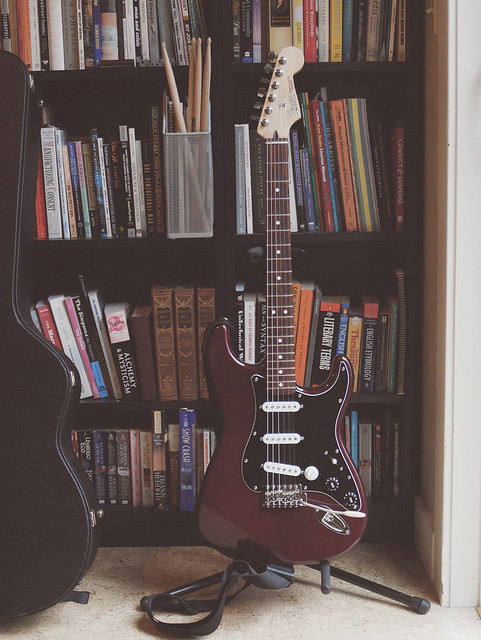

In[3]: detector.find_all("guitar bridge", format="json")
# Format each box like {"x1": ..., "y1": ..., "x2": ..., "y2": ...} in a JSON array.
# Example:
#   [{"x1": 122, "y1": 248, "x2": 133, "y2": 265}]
[{"x1": 262, "y1": 484, "x2": 307, "y2": 509}]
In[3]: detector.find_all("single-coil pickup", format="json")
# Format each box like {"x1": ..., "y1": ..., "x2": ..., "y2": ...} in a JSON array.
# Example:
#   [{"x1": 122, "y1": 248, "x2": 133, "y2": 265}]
[
  {"x1": 262, "y1": 433, "x2": 302, "y2": 445},
  {"x1": 262, "y1": 401, "x2": 301, "y2": 413},
  {"x1": 263, "y1": 462, "x2": 302, "y2": 477}
]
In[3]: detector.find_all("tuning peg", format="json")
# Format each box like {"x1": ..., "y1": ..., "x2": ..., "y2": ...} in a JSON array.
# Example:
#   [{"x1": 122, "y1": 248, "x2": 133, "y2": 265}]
[
  {"x1": 250, "y1": 114, "x2": 260, "y2": 123},
  {"x1": 253, "y1": 101, "x2": 263, "y2": 111},
  {"x1": 267, "y1": 51, "x2": 277, "y2": 62},
  {"x1": 263, "y1": 62, "x2": 273, "y2": 74},
  {"x1": 257, "y1": 87, "x2": 266, "y2": 98}
]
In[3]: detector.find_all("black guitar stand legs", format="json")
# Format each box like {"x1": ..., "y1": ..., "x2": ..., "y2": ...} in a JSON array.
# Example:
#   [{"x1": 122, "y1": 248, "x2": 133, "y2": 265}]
[
  {"x1": 141, "y1": 558, "x2": 430, "y2": 636},
  {"x1": 311, "y1": 561, "x2": 431, "y2": 614}
]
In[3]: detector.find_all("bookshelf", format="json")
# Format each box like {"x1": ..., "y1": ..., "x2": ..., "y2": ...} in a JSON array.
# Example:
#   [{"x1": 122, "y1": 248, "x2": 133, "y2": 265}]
[{"x1": 23, "y1": 0, "x2": 423, "y2": 547}]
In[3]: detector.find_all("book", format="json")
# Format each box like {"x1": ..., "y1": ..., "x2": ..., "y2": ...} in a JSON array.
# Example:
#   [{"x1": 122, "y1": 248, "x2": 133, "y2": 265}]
[
  {"x1": 130, "y1": 305, "x2": 158, "y2": 400},
  {"x1": 329, "y1": 99, "x2": 359, "y2": 231},
  {"x1": 392, "y1": 123, "x2": 405, "y2": 231},
  {"x1": 394, "y1": 267, "x2": 406, "y2": 395},
  {"x1": 303, "y1": 284, "x2": 322, "y2": 388},
  {"x1": 106, "y1": 430, "x2": 118, "y2": 505},
  {"x1": 243, "y1": 291, "x2": 257, "y2": 365},
  {"x1": 346, "y1": 306, "x2": 363, "y2": 392},
  {"x1": 179, "y1": 408, "x2": 196, "y2": 511},
  {"x1": 64, "y1": 295, "x2": 101, "y2": 399},
  {"x1": 330, "y1": 0, "x2": 343, "y2": 62},
  {"x1": 358, "y1": 421, "x2": 373, "y2": 498},
  {"x1": 350, "y1": 409, "x2": 359, "y2": 468},
  {"x1": 336, "y1": 296, "x2": 351, "y2": 355},
  {"x1": 36, "y1": 299, "x2": 62, "y2": 347},
  {"x1": 196, "y1": 286, "x2": 216, "y2": 399},
  {"x1": 130, "y1": 428, "x2": 142, "y2": 507},
  {"x1": 35, "y1": 153, "x2": 47, "y2": 240},
  {"x1": 152, "y1": 410, "x2": 168, "y2": 510},
  {"x1": 48, "y1": 294, "x2": 92, "y2": 399},
  {"x1": 40, "y1": 126, "x2": 63, "y2": 239},
  {"x1": 46, "y1": 0, "x2": 65, "y2": 70},
  {"x1": 140, "y1": 430, "x2": 154, "y2": 508},
  {"x1": 167, "y1": 421, "x2": 180, "y2": 509},
  {"x1": 104, "y1": 301, "x2": 140, "y2": 399},
  {"x1": 116, "y1": 429, "x2": 132, "y2": 505},
  {"x1": 151, "y1": 284, "x2": 178, "y2": 401},
  {"x1": 359, "y1": 295, "x2": 379, "y2": 393},
  {"x1": 87, "y1": 286, "x2": 123, "y2": 399},
  {"x1": 295, "y1": 281, "x2": 315, "y2": 386},
  {"x1": 173, "y1": 284, "x2": 198, "y2": 401},
  {"x1": 385, "y1": 294, "x2": 399, "y2": 393},
  {"x1": 78, "y1": 430, "x2": 94, "y2": 483},
  {"x1": 310, "y1": 296, "x2": 341, "y2": 386},
  {"x1": 93, "y1": 430, "x2": 108, "y2": 505},
  {"x1": 268, "y1": 0, "x2": 292, "y2": 55}
]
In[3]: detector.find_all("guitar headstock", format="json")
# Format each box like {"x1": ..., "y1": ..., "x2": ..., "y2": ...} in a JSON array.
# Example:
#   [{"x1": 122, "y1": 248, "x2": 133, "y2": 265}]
[{"x1": 255, "y1": 47, "x2": 304, "y2": 140}]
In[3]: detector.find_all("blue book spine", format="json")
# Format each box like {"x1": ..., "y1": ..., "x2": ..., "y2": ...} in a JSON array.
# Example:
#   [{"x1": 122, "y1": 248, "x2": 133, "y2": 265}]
[
  {"x1": 342, "y1": 0, "x2": 354, "y2": 62},
  {"x1": 93, "y1": 0, "x2": 102, "y2": 67},
  {"x1": 320, "y1": 101, "x2": 340, "y2": 232},
  {"x1": 337, "y1": 298, "x2": 351, "y2": 355},
  {"x1": 179, "y1": 409, "x2": 196, "y2": 511},
  {"x1": 350, "y1": 410, "x2": 359, "y2": 468},
  {"x1": 299, "y1": 148, "x2": 317, "y2": 232}
]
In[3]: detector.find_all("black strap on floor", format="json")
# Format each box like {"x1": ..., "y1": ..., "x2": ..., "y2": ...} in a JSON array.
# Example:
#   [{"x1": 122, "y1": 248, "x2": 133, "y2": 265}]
[{"x1": 140, "y1": 560, "x2": 295, "y2": 636}]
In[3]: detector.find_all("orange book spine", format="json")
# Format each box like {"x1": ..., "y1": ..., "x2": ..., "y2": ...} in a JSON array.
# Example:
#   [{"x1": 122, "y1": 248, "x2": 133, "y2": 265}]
[{"x1": 295, "y1": 283, "x2": 314, "y2": 387}]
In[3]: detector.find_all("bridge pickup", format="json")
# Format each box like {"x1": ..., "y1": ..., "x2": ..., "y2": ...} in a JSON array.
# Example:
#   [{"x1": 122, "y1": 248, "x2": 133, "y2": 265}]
[
  {"x1": 262, "y1": 433, "x2": 301, "y2": 445},
  {"x1": 263, "y1": 461, "x2": 302, "y2": 476},
  {"x1": 262, "y1": 401, "x2": 301, "y2": 413}
]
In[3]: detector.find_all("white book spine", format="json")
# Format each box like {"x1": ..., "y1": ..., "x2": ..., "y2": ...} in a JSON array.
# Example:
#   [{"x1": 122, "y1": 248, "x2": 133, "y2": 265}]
[
  {"x1": 97, "y1": 137, "x2": 113, "y2": 237},
  {"x1": 46, "y1": 0, "x2": 65, "y2": 70},
  {"x1": 48, "y1": 294, "x2": 92, "y2": 399},
  {"x1": 244, "y1": 292, "x2": 257, "y2": 365},
  {"x1": 318, "y1": 0, "x2": 330, "y2": 62},
  {"x1": 28, "y1": 0, "x2": 41, "y2": 70},
  {"x1": 40, "y1": 127, "x2": 63, "y2": 239},
  {"x1": 76, "y1": 0, "x2": 85, "y2": 69},
  {"x1": 135, "y1": 138, "x2": 147, "y2": 236},
  {"x1": 124, "y1": 0, "x2": 136, "y2": 62},
  {"x1": 138, "y1": 0, "x2": 150, "y2": 60},
  {"x1": 53, "y1": 128, "x2": 71, "y2": 239},
  {"x1": 128, "y1": 127, "x2": 142, "y2": 236}
]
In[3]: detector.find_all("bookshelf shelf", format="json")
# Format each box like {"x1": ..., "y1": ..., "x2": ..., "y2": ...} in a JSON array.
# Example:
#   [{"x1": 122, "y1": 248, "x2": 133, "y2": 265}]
[{"x1": 21, "y1": 0, "x2": 423, "y2": 549}]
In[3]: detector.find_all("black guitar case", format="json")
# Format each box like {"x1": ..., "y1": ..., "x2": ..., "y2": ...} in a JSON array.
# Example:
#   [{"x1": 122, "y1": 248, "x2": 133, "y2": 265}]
[{"x1": 0, "y1": 51, "x2": 100, "y2": 618}]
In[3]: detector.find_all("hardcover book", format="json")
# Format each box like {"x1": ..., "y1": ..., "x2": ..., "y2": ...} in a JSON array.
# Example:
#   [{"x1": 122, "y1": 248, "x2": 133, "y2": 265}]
[
  {"x1": 104, "y1": 301, "x2": 140, "y2": 399},
  {"x1": 151, "y1": 284, "x2": 178, "y2": 401}
]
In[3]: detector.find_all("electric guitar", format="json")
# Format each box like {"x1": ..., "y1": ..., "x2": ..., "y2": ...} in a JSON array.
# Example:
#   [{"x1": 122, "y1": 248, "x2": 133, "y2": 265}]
[
  {"x1": 199, "y1": 47, "x2": 367, "y2": 565},
  {"x1": 0, "y1": 51, "x2": 100, "y2": 618}
]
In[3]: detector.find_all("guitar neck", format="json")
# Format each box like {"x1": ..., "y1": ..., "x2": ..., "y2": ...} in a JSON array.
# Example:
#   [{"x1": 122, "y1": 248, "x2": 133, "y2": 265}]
[{"x1": 265, "y1": 136, "x2": 296, "y2": 399}]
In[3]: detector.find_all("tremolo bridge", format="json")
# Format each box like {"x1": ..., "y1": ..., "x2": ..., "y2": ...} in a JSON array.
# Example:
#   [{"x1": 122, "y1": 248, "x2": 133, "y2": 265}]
[{"x1": 262, "y1": 484, "x2": 307, "y2": 508}]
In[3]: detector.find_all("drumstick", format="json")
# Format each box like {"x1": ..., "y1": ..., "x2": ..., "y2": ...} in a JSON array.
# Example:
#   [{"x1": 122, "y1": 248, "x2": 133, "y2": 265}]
[
  {"x1": 193, "y1": 38, "x2": 203, "y2": 132},
  {"x1": 187, "y1": 37, "x2": 196, "y2": 132},
  {"x1": 161, "y1": 41, "x2": 186, "y2": 133},
  {"x1": 200, "y1": 37, "x2": 212, "y2": 133}
]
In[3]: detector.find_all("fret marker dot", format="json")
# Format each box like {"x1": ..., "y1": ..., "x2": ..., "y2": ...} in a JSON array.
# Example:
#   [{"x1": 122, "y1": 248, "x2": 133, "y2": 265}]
[
  {"x1": 279, "y1": 369, "x2": 283, "y2": 374},
  {"x1": 283, "y1": 309, "x2": 288, "y2": 314},
  {"x1": 277, "y1": 276, "x2": 281, "y2": 281},
  {"x1": 276, "y1": 220, "x2": 280, "y2": 226},
  {"x1": 278, "y1": 339, "x2": 283, "y2": 343},
  {"x1": 277, "y1": 250, "x2": 281, "y2": 255}
]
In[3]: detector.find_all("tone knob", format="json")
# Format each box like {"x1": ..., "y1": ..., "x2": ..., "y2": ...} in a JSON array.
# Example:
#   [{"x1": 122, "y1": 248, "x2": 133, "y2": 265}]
[
  {"x1": 304, "y1": 466, "x2": 319, "y2": 481},
  {"x1": 325, "y1": 476, "x2": 340, "y2": 492}
]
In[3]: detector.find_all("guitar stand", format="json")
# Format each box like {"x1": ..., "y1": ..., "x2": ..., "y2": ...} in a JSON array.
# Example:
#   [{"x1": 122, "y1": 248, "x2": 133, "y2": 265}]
[{"x1": 140, "y1": 558, "x2": 430, "y2": 636}]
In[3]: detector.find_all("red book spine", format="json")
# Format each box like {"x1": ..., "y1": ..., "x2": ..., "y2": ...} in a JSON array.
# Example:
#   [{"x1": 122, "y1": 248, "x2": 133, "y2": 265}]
[{"x1": 35, "y1": 154, "x2": 48, "y2": 239}]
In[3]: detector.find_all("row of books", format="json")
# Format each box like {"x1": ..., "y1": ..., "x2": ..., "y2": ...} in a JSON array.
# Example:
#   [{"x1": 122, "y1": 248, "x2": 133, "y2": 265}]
[
  {"x1": 32, "y1": 276, "x2": 215, "y2": 402},
  {"x1": 36, "y1": 107, "x2": 164, "y2": 240},
  {"x1": 0, "y1": 0, "x2": 207, "y2": 71},
  {"x1": 236, "y1": 91, "x2": 404, "y2": 234},
  {"x1": 234, "y1": 0, "x2": 406, "y2": 64},
  {"x1": 345, "y1": 408, "x2": 401, "y2": 499},
  {"x1": 235, "y1": 275, "x2": 405, "y2": 394},
  {"x1": 73, "y1": 409, "x2": 215, "y2": 510}
]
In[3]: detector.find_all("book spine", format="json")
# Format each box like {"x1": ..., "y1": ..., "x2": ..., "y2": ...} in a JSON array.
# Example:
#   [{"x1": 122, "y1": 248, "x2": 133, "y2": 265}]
[
  {"x1": 240, "y1": 0, "x2": 253, "y2": 63},
  {"x1": 102, "y1": 140, "x2": 118, "y2": 237},
  {"x1": 87, "y1": 288, "x2": 123, "y2": 399},
  {"x1": 149, "y1": 104, "x2": 163, "y2": 234},
  {"x1": 46, "y1": 0, "x2": 65, "y2": 69},
  {"x1": 303, "y1": 0, "x2": 316, "y2": 63},
  {"x1": 151, "y1": 285, "x2": 178, "y2": 401},
  {"x1": 81, "y1": 140, "x2": 101, "y2": 236},
  {"x1": 152, "y1": 410, "x2": 168, "y2": 510},
  {"x1": 104, "y1": 303, "x2": 140, "y2": 399},
  {"x1": 130, "y1": 307, "x2": 158, "y2": 400},
  {"x1": 64, "y1": 296, "x2": 100, "y2": 398},
  {"x1": 179, "y1": 408, "x2": 196, "y2": 511},
  {"x1": 350, "y1": 410, "x2": 359, "y2": 467},
  {"x1": 74, "y1": 141, "x2": 93, "y2": 238},
  {"x1": 394, "y1": 267, "x2": 406, "y2": 395},
  {"x1": 317, "y1": 0, "x2": 329, "y2": 62},
  {"x1": 174, "y1": 286, "x2": 199, "y2": 401},
  {"x1": 106, "y1": 430, "x2": 118, "y2": 505},
  {"x1": 267, "y1": 0, "x2": 292, "y2": 56},
  {"x1": 140, "y1": 430, "x2": 154, "y2": 507},
  {"x1": 116, "y1": 430, "x2": 132, "y2": 505},
  {"x1": 93, "y1": 430, "x2": 108, "y2": 505},
  {"x1": 72, "y1": 292, "x2": 109, "y2": 397},
  {"x1": 392, "y1": 123, "x2": 405, "y2": 231},
  {"x1": 330, "y1": 0, "x2": 343, "y2": 62},
  {"x1": 68, "y1": 141, "x2": 86, "y2": 237},
  {"x1": 78, "y1": 430, "x2": 94, "y2": 483},
  {"x1": 234, "y1": 123, "x2": 247, "y2": 234},
  {"x1": 196, "y1": 287, "x2": 215, "y2": 399},
  {"x1": 35, "y1": 153, "x2": 48, "y2": 239},
  {"x1": 168, "y1": 421, "x2": 180, "y2": 509},
  {"x1": 359, "y1": 422, "x2": 372, "y2": 498},
  {"x1": 89, "y1": 128, "x2": 108, "y2": 237},
  {"x1": 36, "y1": 300, "x2": 62, "y2": 346},
  {"x1": 129, "y1": 428, "x2": 142, "y2": 506},
  {"x1": 48, "y1": 294, "x2": 92, "y2": 398},
  {"x1": 98, "y1": 137, "x2": 114, "y2": 237}
]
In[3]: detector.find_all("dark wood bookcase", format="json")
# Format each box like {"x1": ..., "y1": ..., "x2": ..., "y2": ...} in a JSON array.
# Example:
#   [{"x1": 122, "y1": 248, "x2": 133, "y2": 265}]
[{"x1": 27, "y1": 1, "x2": 424, "y2": 547}]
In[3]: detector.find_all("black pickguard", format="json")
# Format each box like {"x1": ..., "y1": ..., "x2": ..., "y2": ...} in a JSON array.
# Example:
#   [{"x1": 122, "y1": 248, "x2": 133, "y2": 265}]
[{"x1": 242, "y1": 367, "x2": 362, "y2": 512}]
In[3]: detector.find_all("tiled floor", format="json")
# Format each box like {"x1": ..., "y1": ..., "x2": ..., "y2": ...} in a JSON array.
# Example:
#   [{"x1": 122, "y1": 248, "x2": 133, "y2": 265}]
[{"x1": 1, "y1": 544, "x2": 480, "y2": 639}]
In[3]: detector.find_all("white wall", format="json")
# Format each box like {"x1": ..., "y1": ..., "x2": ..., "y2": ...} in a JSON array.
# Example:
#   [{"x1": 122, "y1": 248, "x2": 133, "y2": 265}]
[{"x1": 418, "y1": 0, "x2": 481, "y2": 607}]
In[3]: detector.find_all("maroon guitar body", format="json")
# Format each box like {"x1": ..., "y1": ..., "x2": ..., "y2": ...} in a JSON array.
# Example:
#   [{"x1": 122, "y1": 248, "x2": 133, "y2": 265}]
[{"x1": 198, "y1": 48, "x2": 367, "y2": 566}]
